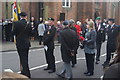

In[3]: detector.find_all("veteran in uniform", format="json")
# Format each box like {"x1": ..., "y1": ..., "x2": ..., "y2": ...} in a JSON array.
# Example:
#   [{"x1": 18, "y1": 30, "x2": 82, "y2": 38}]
[
  {"x1": 103, "y1": 18, "x2": 120, "y2": 67},
  {"x1": 95, "y1": 17, "x2": 106, "y2": 64},
  {"x1": 43, "y1": 18, "x2": 56, "y2": 73}
]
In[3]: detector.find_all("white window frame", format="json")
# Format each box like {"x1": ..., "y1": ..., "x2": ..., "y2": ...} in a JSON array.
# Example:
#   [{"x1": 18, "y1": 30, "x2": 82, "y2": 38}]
[{"x1": 62, "y1": 0, "x2": 71, "y2": 8}]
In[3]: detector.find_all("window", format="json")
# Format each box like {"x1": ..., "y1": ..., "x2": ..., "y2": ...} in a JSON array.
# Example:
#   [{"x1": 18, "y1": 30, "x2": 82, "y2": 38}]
[{"x1": 62, "y1": 0, "x2": 71, "y2": 8}]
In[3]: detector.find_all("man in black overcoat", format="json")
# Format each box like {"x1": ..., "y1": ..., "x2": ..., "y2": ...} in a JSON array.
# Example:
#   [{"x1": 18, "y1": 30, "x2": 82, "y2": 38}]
[
  {"x1": 12, "y1": 12, "x2": 32, "y2": 78},
  {"x1": 57, "y1": 20, "x2": 79, "y2": 80}
]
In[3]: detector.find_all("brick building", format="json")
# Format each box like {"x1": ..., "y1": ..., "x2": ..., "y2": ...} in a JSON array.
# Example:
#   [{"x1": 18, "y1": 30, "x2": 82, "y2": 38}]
[
  {"x1": 1, "y1": 1, "x2": 120, "y2": 25},
  {"x1": 44, "y1": 1, "x2": 78, "y2": 22}
]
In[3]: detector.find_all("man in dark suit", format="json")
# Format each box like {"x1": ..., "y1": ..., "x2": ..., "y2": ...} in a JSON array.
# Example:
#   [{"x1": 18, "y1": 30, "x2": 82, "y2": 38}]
[
  {"x1": 57, "y1": 20, "x2": 79, "y2": 80},
  {"x1": 12, "y1": 12, "x2": 32, "y2": 78},
  {"x1": 95, "y1": 17, "x2": 106, "y2": 64},
  {"x1": 43, "y1": 18, "x2": 56, "y2": 73},
  {"x1": 103, "y1": 18, "x2": 120, "y2": 67}
]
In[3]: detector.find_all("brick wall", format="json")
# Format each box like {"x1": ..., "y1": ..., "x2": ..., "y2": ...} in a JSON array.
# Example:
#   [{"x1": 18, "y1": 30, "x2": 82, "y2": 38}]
[
  {"x1": 30, "y1": 2, "x2": 39, "y2": 21},
  {"x1": 2, "y1": 1, "x2": 120, "y2": 25},
  {"x1": 77, "y1": 2, "x2": 94, "y2": 23},
  {"x1": 115, "y1": 2, "x2": 120, "y2": 25},
  {"x1": 2, "y1": 2, "x2": 5, "y2": 20},
  {"x1": 20, "y1": 2, "x2": 31, "y2": 21},
  {"x1": 118, "y1": 2, "x2": 120, "y2": 25},
  {"x1": 44, "y1": 1, "x2": 78, "y2": 24},
  {"x1": 0, "y1": 2, "x2": 2, "y2": 20}
]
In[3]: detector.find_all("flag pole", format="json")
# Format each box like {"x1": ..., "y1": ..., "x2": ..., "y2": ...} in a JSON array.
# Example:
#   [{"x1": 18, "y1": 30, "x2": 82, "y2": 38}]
[
  {"x1": 12, "y1": 1, "x2": 17, "y2": 44},
  {"x1": 16, "y1": 0, "x2": 23, "y2": 72}
]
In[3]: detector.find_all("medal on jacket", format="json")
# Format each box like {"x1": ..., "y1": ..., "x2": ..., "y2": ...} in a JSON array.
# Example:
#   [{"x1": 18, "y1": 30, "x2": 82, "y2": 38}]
[
  {"x1": 101, "y1": 31, "x2": 103, "y2": 33},
  {"x1": 112, "y1": 27, "x2": 114, "y2": 33},
  {"x1": 112, "y1": 29, "x2": 114, "y2": 33},
  {"x1": 47, "y1": 31, "x2": 50, "y2": 34}
]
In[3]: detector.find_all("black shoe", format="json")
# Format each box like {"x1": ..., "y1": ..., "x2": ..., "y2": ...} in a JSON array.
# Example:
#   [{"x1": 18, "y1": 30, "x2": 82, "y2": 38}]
[
  {"x1": 48, "y1": 70, "x2": 56, "y2": 73},
  {"x1": 102, "y1": 62, "x2": 109, "y2": 67},
  {"x1": 28, "y1": 76, "x2": 31, "y2": 78},
  {"x1": 39, "y1": 43, "x2": 41, "y2": 45},
  {"x1": 58, "y1": 41, "x2": 60, "y2": 43},
  {"x1": 56, "y1": 73, "x2": 65, "y2": 78},
  {"x1": 85, "y1": 72, "x2": 94, "y2": 76},
  {"x1": 95, "y1": 61, "x2": 100, "y2": 64},
  {"x1": 72, "y1": 64, "x2": 75, "y2": 68},
  {"x1": 20, "y1": 73, "x2": 31, "y2": 78},
  {"x1": 84, "y1": 71, "x2": 89, "y2": 74},
  {"x1": 67, "y1": 78, "x2": 73, "y2": 80},
  {"x1": 98, "y1": 59, "x2": 100, "y2": 61},
  {"x1": 44, "y1": 68, "x2": 50, "y2": 70}
]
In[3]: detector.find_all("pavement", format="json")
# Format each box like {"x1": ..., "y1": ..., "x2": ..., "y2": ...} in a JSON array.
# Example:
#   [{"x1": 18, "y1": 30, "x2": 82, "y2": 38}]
[{"x1": 1, "y1": 40, "x2": 60, "y2": 52}]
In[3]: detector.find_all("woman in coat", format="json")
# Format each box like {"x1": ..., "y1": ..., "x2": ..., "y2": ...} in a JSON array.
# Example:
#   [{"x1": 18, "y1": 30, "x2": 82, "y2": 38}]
[
  {"x1": 83, "y1": 21, "x2": 96, "y2": 76},
  {"x1": 75, "y1": 21, "x2": 82, "y2": 37}
]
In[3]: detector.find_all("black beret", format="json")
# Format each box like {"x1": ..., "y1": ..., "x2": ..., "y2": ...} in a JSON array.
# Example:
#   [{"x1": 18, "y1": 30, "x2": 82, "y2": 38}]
[
  {"x1": 48, "y1": 18, "x2": 54, "y2": 21},
  {"x1": 63, "y1": 20, "x2": 69, "y2": 25},
  {"x1": 19, "y1": 12, "x2": 27, "y2": 17},
  {"x1": 108, "y1": 18, "x2": 115, "y2": 23}
]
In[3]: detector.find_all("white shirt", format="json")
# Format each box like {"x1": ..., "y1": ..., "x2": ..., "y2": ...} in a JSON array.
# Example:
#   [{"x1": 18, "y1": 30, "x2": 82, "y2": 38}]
[
  {"x1": 38, "y1": 23, "x2": 45, "y2": 36},
  {"x1": 111, "y1": 23, "x2": 115, "y2": 29},
  {"x1": 98, "y1": 23, "x2": 101, "y2": 31}
]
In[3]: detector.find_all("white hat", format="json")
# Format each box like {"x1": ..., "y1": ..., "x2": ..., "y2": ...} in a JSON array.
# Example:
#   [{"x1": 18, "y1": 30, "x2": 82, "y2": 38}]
[
  {"x1": 57, "y1": 21, "x2": 61, "y2": 24},
  {"x1": 76, "y1": 21, "x2": 81, "y2": 25}
]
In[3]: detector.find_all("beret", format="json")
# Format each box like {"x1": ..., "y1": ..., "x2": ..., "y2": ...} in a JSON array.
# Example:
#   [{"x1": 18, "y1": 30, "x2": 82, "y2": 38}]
[
  {"x1": 19, "y1": 12, "x2": 27, "y2": 17},
  {"x1": 48, "y1": 18, "x2": 54, "y2": 21},
  {"x1": 96, "y1": 17, "x2": 101, "y2": 20},
  {"x1": 63, "y1": 20, "x2": 69, "y2": 25},
  {"x1": 108, "y1": 18, "x2": 115, "y2": 23}
]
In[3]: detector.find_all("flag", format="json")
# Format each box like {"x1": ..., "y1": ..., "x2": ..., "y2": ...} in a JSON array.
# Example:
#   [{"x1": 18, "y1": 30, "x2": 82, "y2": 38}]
[
  {"x1": 12, "y1": 1, "x2": 18, "y2": 21},
  {"x1": 12, "y1": 1, "x2": 21, "y2": 43},
  {"x1": 17, "y1": 4, "x2": 21, "y2": 14},
  {"x1": 12, "y1": 1, "x2": 18, "y2": 43},
  {"x1": 17, "y1": 4, "x2": 21, "y2": 20}
]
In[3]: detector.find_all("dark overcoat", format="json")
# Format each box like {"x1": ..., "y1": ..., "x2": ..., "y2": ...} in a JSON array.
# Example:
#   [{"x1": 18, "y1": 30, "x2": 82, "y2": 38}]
[{"x1": 60, "y1": 27, "x2": 79, "y2": 63}]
